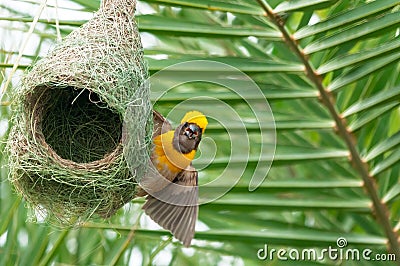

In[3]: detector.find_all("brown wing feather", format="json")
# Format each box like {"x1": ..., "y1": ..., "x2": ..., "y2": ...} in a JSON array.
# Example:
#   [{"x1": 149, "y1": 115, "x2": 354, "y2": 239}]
[
  {"x1": 142, "y1": 165, "x2": 198, "y2": 247},
  {"x1": 152, "y1": 110, "x2": 172, "y2": 137},
  {"x1": 135, "y1": 110, "x2": 173, "y2": 197},
  {"x1": 139, "y1": 111, "x2": 199, "y2": 246}
]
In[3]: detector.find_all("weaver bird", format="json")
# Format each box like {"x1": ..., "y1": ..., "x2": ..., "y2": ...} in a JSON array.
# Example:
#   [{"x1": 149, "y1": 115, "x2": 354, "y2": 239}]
[{"x1": 136, "y1": 110, "x2": 208, "y2": 247}]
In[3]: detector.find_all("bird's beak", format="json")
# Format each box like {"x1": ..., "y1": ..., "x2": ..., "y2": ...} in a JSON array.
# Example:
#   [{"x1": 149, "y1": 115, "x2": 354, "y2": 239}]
[{"x1": 185, "y1": 124, "x2": 201, "y2": 139}]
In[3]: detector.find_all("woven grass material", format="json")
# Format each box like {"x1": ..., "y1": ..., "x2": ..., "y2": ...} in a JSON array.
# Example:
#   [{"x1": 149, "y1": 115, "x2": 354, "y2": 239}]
[{"x1": 7, "y1": 0, "x2": 151, "y2": 224}]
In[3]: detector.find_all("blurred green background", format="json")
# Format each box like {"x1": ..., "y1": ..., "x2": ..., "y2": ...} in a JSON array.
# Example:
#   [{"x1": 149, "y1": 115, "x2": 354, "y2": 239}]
[{"x1": 1, "y1": 0, "x2": 399, "y2": 265}]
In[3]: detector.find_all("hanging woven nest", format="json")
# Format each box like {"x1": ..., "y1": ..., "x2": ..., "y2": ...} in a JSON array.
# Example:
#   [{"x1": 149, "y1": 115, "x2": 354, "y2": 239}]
[{"x1": 7, "y1": 0, "x2": 151, "y2": 224}]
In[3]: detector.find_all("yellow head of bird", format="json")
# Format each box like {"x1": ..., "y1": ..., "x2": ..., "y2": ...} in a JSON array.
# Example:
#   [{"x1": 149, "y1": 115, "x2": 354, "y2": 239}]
[{"x1": 180, "y1": 111, "x2": 208, "y2": 133}]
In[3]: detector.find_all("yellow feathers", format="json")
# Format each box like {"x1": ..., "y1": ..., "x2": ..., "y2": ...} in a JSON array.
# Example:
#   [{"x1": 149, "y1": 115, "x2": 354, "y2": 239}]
[
  {"x1": 153, "y1": 131, "x2": 196, "y2": 173},
  {"x1": 152, "y1": 111, "x2": 207, "y2": 175},
  {"x1": 180, "y1": 111, "x2": 208, "y2": 133}
]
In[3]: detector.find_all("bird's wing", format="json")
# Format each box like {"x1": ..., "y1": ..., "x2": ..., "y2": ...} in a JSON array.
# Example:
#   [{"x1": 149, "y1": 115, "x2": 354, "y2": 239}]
[
  {"x1": 152, "y1": 110, "x2": 172, "y2": 137},
  {"x1": 135, "y1": 110, "x2": 174, "y2": 197},
  {"x1": 142, "y1": 164, "x2": 198, "y2": 247}
]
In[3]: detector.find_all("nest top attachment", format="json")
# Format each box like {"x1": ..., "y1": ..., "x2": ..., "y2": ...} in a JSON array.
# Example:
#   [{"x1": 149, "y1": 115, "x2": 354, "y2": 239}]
[{"x1": 7, "y1": 0, "x2": 151, "y2": 223}]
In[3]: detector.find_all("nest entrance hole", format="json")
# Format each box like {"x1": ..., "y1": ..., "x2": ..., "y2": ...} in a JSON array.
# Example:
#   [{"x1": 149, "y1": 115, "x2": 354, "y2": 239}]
[{"x1": 38, "y1": 86, "x2": 122, "y2": 163}]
